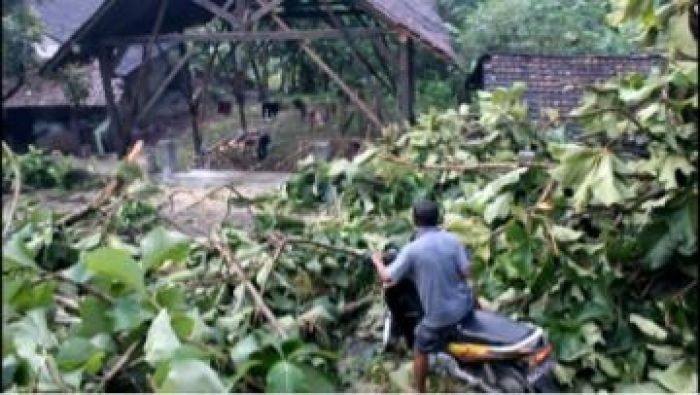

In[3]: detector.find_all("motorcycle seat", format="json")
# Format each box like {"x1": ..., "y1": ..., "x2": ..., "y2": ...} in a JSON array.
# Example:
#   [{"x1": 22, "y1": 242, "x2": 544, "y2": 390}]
[{"x1": 452, "y1": 310, "x2": 535, "y2": 346}]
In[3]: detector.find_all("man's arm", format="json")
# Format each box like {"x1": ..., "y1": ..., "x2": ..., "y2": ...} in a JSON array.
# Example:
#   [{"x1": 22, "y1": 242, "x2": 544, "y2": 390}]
[
  {"x1": 457, "y1": 245, "x2": 471, "y2": 277},
  {"x1": 371, "y1": 247, "x2": 412, "y2": 286}
]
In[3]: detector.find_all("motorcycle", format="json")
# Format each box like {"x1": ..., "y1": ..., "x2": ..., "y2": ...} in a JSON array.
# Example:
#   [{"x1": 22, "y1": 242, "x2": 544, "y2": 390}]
[{"x1": 375, "y1": 247, "x2": 559, "y2": 393}]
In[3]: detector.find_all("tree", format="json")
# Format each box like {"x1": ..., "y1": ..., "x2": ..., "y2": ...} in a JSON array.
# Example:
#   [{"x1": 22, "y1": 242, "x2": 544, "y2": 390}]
[
  {"x1": 453, "y1": 0, "x2": 639, "y2": 69},
  {"x1": 2, "y1": 1, "x2": 42, "y2": 100}
]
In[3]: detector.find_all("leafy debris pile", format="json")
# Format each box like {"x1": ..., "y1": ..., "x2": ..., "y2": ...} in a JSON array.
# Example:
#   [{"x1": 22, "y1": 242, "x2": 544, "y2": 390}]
[
  {"x1": 2, "y1": 145, "x2": 94, "y2": 191},
  {"x1": 2, "y1": 0, "x2": 697, "y2": 392}
]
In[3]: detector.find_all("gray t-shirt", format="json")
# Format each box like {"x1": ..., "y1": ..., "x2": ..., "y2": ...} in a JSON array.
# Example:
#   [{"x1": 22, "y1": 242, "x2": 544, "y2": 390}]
[{"x1": 387, "y1": 227, "x2": 473, "y2": 328}]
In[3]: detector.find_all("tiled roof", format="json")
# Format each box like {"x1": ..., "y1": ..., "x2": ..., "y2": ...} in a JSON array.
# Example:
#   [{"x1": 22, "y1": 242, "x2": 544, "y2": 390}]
[
  {"x1": 37, "y1": 0, "x2": 457, "y2": 70},
  {"x1": 4, "y1": 61, "x2": 106, "y2": 108}
]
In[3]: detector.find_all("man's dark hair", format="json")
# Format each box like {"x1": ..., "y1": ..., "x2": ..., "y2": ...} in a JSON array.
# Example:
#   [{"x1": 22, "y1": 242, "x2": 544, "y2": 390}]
[{"x1": 413, "y1": 200, "x2": 440, "y2": 227}]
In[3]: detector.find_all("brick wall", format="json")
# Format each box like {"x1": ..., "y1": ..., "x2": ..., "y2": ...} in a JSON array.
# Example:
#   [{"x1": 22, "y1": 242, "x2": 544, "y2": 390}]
[{"x1": 481, "y1": 54, "x2": 665, "y2": 120}]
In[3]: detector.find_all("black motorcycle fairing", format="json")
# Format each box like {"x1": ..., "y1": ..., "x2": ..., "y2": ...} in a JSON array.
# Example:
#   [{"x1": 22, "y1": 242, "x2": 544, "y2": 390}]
[{"x1": 384, "y1": 278, "x2": 423, "y2": 348}]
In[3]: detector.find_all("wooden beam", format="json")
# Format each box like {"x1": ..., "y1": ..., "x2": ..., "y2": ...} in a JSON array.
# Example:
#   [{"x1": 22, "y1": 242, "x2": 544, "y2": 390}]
[
  {"x1": 398, "y1": 32, "x2": 415, "y2": 125},
  {"x1": 134, "y1": 49, "x2": 196, "y2": 125},
  {"x1": 256, "y1": 0, "x2": 383, "y2": 129},
  {"x1": 191, "y1": 0, "x2": 240, "y2": 29},
  {"x1": 352, "y1": 13, "x2": 397, "y2": 86},
  {"x1": 249, "y1": 0, "x2": 284, "y2": 23},
  {"x1": 101, "y1": 28, "x2": 390, "y2": 45},
  {"x1": 320, "y1": 1, "x2": 394, "y2": 92}
]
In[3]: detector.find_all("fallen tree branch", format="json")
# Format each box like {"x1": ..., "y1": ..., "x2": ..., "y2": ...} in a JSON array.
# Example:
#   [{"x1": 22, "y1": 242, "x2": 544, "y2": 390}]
[
  {"x1": 284, "y1": 236, "x2": 364, "y2": 257},
  {"x1": 40, "y1": 271, "x2": 115, "y2": 304},
  {"x1": 98, "y1": 340, "x2": 140, "y2": 390},
  {"x1": 170, "y1": 185, "x2": 227, "y2": 215},
  {"x1": 259, "y1": 235, "x2": 287, "y2": 295},
  {"x1": 340, "y1": 295, "x2": 374, "y2": 315},
  {"x1": 2, "y1": 142, "x2": 23, "y2": 240},
  {"x1": 381, "y1": 154, "x2": 552, "y2": 172},
  {"x1": 212, "y1": 239, "x2": 286, "y2": 336},
  {"x1": 54, "y1": 294, "x2": 80, "y2": 313},
  {"x1": 58, "y1": 141, "x2": 144, "y2": 228}
]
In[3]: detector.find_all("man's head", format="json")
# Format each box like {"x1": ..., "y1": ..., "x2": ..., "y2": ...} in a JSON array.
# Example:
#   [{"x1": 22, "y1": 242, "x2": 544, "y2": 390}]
[{"x1": 412, "y1": 200, "x2": 440, "y2": 227}]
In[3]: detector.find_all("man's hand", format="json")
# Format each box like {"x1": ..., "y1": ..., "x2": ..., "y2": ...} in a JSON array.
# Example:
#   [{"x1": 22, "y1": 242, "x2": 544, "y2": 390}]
[
  {"x1": 371, "y1": 251, "x2": 393, "y2": 285},
  {"x1": 371, "y1": 252, "x2": 384, "y2": 266}
]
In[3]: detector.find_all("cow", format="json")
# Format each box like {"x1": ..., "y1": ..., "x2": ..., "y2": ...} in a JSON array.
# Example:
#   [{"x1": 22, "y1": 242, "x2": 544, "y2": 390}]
[
  {"x1": 261, "y1": 101, "x2": 280, "y2": 120},
  {"x1": 291, "y1": 98, "x2": 307, "y2": 120}
]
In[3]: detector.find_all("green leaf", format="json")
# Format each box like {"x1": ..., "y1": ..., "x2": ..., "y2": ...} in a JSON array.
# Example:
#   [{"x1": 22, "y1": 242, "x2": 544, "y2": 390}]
[
  {"x1": 2, "y1": 226, "x2": 37, "y2": 269},
  {"x1": 265, "y1": 360, "x2": 333, "y2": 393},
  {"x1": 10, "y1": 281, "x2": 55, "y2": 312},
  {"x1": 170, "y1": 313, "x2": 194, "y2": 340},
  {"x1": 484, "y1": 193, "x2": 512, "y2": 224},
  {"x1": 159, "y1": 359, "x2": 227, "y2": 393},
  {"x1": 84, "y1": 247, "x2": 143, "y2": 291},
  {"x1": 640, "y1": 196, "x2": 697, "y2": 269},
  {"x1": 550, "y1": 144, "x2": 633, "y2": 211},
  {"x1": 640, "y1": 145, "x2": 695, "y2": 190},
  {"x1": 649, "y1": 359, "x2": 698, "y2": 393},
  {"x1": 444, "y1": 214, "x2": 491, "y2": 261},
  {"x1": 595, "y1": 354, "x2": 620, "y2": 378},
  {"x1": 144, "y1": 310, "x2": 181, "y2": 365},
  {"x1": 78, "y1": 296, "x2": 112, "y2": 337},
  {"x1": 55, "y1": 338, "x2": 102, "y2": 372},
  {"x1": 615, "y1": 381, "x2": 667, "y2": 393},
  {"x1": 265, "y1": 361, "x2": 306, "y2": 393},
  {"x1": 551, "y1": 225, "x2": 584, "y2": 242},
  {"x1": 108, "y1": 295, "x2": 154, "y2": 332},
  {"x1": 230, "y1": 334, "x2": 261, "y2": 365},
  {"x1": 6, "y1": 309, "x2": 57, "y2": 355},
  {"x1": 388, "y1": 361, "x2": 414, "y2": 392},
  {"x1": 553, "y1": 363, "x2": 576, "y2": 386},
  {"x1": 140, "y1": 227, "x2": 190, "y2": 271},
  {"x1": 155, "y1": 285, "x2": 187, "y2": 312},
  {"x1": 647, "y1": 344, "x2": 684, "y2": 366},
  {"x1": 467, "y1": 168, "x2": 528, "y2": 209},
  {"x1": 629, "y1": 313, "x2": 667, "y2": 341}
]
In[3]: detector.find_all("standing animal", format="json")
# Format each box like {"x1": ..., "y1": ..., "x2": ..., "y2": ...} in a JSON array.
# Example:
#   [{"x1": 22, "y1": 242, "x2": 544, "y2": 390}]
[
  {"x1": 291, "y1": 98, "x2": 307, "y2": 120},
  {"x1": 261, "y1": 101, "x2": 280, "y2": 119}
]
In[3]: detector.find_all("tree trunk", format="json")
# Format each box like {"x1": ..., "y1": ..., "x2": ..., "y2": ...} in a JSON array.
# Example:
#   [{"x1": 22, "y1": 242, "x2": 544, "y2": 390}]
[
  {"x1": 189, "y1": 103, "x2": 202, "y2": 156},
  {"x1": 237, "y1": 95, "x2": 247, "y2": 132}
]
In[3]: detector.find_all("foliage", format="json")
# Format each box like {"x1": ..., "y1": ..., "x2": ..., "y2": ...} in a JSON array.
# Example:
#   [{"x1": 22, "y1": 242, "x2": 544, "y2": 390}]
[
  {"x1": 2, "y1": 146, "x2": 88, "y2": 190},
  {"x1": 1, "y1": 2, "x2": 42, "y2": 81},
  {"x1": 1, "y1": 0, "x2": 697, "y2": 393},
  {"x1": 53, "y1": 64, "x2": 91, "y2": 107},
  {"x1": 453, "y1": 0, "x2": 638, "y2": 69}
]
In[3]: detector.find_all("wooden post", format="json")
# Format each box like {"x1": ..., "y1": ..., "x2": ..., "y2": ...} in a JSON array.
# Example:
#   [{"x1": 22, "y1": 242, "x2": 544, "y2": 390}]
[
  {"x1": 398, "y1": 31, "x2": 415, "y2": 125},
  {"x1": 119, "y1": 0, "x2": 169, "y2": 155},
  {"x1": 97, "y1": 47, "x2": 123, "y2": 150}
]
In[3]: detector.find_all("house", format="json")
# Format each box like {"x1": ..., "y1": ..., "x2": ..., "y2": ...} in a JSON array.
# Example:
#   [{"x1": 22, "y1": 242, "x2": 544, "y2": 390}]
[
  {"x1": 2, "y1": 0, "x2": 186, "y2": 154},
  {"x1": 2, "y1": 61, "x2": 108, "y2": 154},
  {"x1": 467, "y1": 53, "x2": 665, "y2": 121},
  {"x1": 35, "y1": 0, "x2": 457, "y2": 150}
]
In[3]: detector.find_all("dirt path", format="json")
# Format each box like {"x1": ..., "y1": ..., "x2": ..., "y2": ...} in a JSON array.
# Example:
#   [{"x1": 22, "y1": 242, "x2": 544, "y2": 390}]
[
  {"x1": 15, "y1": 171, "x2": 291, "y2": 238},
  {"x1": 157, "y1": 170, "x2": 291, "y2": 237}
]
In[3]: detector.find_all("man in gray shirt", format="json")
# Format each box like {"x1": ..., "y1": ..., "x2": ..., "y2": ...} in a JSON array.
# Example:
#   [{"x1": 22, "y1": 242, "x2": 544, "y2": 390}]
[{"x1": 372, "y1": 200, "x2": 473, "y2": 392}]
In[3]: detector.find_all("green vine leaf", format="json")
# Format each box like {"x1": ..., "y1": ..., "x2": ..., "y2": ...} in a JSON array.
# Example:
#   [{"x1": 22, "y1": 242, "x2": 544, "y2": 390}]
[{"x1": 84, "y1": 247, "x2": 143, "y2": 291}]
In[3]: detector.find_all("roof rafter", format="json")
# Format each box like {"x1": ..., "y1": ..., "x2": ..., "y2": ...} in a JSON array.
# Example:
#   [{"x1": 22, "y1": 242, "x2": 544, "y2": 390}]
[{"x1": 100, "y1": 27, "x2": 391, "y2": 45}]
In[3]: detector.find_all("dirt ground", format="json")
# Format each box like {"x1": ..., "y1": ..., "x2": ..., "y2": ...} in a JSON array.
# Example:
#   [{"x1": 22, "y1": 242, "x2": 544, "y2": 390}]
[
  {"x1": 16, "y1": 170, "x2": 291, "y2": 238},
  {"x1": 157, "y1": 170, "x2": 291, "y2": 237}
]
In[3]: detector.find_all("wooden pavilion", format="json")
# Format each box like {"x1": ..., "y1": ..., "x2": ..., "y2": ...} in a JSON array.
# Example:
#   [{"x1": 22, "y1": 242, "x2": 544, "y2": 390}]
[{"x1": 37, "y1": 0, "x2": 458, "y2": 154}]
